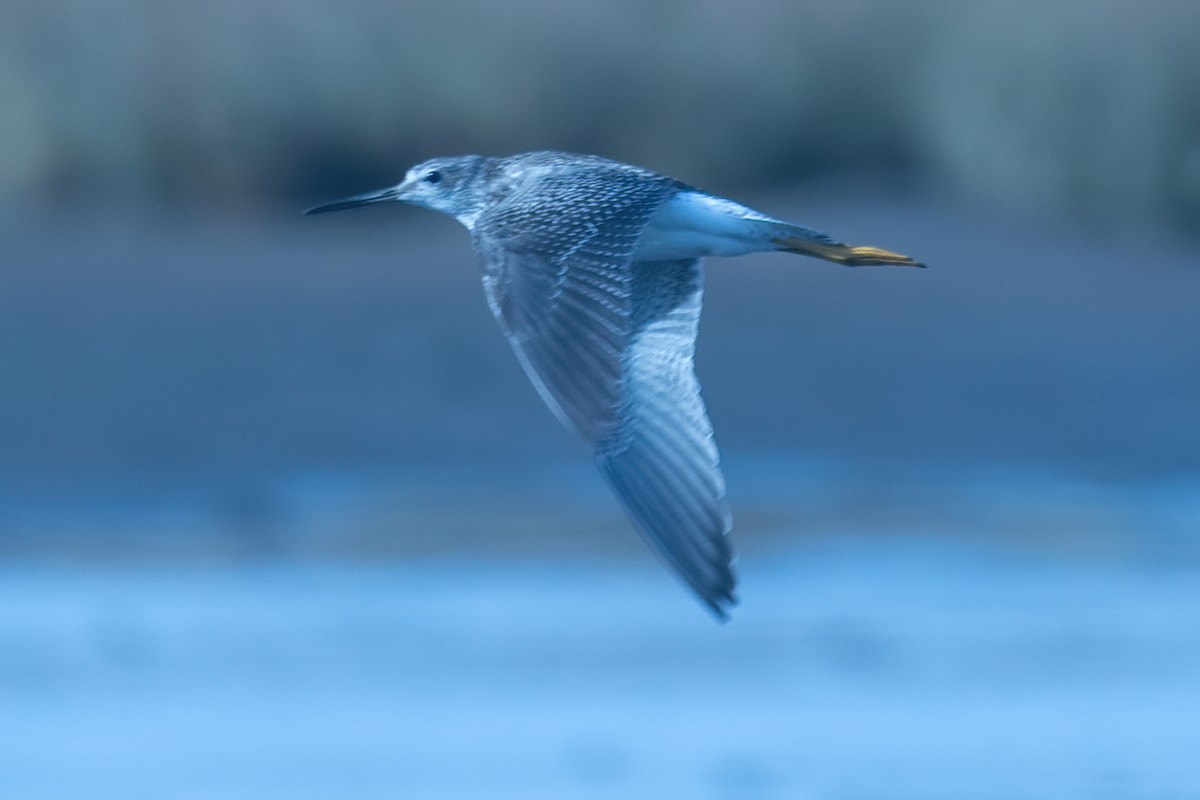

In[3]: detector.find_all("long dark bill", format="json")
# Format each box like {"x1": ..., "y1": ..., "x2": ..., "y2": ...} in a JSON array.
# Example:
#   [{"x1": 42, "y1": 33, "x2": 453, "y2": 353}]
[{"x1": 303, "y1": 186, "x2": 401, "y2": 216}]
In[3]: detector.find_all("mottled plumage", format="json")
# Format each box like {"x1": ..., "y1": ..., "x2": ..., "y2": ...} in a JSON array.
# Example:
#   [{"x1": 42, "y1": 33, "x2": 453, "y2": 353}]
[{"x1": 306, "y1": 151, "x2": 923, "y2": 618}]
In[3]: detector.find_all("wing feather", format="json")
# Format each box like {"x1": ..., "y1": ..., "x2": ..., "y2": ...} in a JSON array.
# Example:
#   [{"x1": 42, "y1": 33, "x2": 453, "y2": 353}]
[
  {"x1": 595, "y1": 259, "x2": 735, "y2": 616},
  {"x1": 473, "y1": 168, "x2": 736, "y2": 616}
]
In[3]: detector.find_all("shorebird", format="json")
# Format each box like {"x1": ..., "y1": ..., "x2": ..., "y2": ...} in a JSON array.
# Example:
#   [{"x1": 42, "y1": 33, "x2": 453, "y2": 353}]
[{"x1": 306, "y1": 151, "x2": 922, "y2": 618}]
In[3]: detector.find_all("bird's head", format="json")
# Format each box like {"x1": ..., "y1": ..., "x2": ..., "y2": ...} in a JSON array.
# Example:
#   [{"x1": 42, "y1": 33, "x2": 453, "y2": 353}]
[{"x1": 304, "y1": 155, "x2": 490, "y2": 227}]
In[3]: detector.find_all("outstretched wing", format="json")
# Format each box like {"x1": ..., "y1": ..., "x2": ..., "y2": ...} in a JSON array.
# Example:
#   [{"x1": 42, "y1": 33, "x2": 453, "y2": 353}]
[
  {"x1": 595, "y1": 258, "x2": 735, "y2": 617},
  {"x1": 476, "y1": 232, "x2": 630, "y2": 445},
  {"x1": 475, "y1": 197, "x2": 735, "y2": 615}
]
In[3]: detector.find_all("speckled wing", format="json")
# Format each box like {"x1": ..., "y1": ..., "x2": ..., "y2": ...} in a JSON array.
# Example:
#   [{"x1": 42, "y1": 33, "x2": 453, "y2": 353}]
[
  {"x1": 471, "y1": 163, "x2": 736, "y2": 616},
  {"x1": 595, "y1": 258, "x2": 735, "y2": 617}
]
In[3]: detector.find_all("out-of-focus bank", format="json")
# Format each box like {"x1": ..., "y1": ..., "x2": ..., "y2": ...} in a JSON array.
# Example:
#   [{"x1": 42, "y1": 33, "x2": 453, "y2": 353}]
[{"x1": 2, "y1": 1, "x2": 1198, "y2": 230}]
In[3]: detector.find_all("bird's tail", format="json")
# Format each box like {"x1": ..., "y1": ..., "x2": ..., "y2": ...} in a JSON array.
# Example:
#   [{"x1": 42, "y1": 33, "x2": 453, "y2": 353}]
[{"x1": 770, "y1": 226, "x2": 925, "y2": 268}]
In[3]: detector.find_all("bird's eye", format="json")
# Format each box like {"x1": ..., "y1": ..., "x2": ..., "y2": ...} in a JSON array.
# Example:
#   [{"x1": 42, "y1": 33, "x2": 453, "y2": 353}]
[{"x1": 423, "y1": 170, "x2": 442, "y2": 184}]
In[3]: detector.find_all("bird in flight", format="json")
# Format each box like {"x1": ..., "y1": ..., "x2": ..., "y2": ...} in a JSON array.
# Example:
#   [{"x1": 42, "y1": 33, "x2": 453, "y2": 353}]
[{"x1": 306, "y1": 151, "x2": 922, "y2": 619}]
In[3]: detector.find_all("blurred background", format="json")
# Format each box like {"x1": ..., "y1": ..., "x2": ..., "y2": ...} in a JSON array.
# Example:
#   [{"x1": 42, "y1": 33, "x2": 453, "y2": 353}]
[{"x1": 1, "y1": 1, "x2": 1198, "y2": 798}]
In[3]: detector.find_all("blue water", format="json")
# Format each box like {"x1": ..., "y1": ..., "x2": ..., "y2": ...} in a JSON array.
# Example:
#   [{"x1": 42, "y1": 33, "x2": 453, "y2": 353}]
[{"x1": 2, "y1": 542, "x2": 1198, "y2": 799}]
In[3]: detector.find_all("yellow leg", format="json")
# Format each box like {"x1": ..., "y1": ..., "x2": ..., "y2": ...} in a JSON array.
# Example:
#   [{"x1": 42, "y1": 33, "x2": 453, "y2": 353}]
[{"x1": 773, "y1": 237, "x2": 925, "y2": 268}]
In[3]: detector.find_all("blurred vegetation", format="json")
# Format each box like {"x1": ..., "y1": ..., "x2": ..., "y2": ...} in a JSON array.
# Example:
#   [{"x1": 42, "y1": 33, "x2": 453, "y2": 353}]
[{"x1": 1, "y1": 0, "x2": 1198, "y2": 228}]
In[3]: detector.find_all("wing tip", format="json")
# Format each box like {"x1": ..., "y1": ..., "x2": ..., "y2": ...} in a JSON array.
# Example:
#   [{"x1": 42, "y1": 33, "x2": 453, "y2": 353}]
[
  {"x1": 702, "y1": 585, "x2": 739, "y2": 622},
  {"x1": 596, "y1": 450, "x2": 739, "y2": 621},
  {"x1": 698, "y1": 545, "x2": 738, "y2": 622}
]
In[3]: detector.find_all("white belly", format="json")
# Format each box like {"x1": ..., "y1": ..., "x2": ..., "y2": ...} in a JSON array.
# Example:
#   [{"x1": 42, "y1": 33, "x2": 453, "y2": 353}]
[{"x1": 633, "y1": 191, "x2": 781, "y2": 262}]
